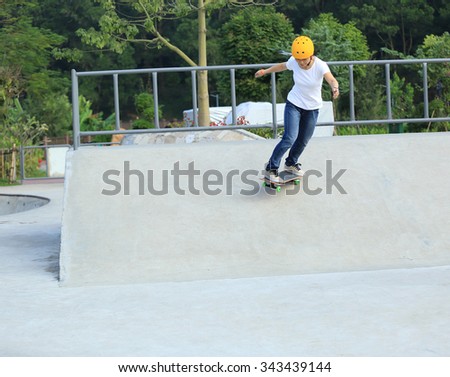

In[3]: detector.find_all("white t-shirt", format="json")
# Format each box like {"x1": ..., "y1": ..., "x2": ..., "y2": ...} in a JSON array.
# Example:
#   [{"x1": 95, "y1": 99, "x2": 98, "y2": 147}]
[{"x1": 286, "y1": 56, "x2": 330, "y2": 110}]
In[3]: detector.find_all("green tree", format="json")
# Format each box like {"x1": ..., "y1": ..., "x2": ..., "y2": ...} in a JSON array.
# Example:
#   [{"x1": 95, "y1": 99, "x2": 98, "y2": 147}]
[
  {"x1": 391, "y1": 72, "x2": 415, "y2": 119},
  {"x1": 416, "y1": 32, "x2": 450, "y2": 131},
  {"x1": 218, "y1": 6, "x2": 294, "y2": 103},
  {"x1": 416, "y1": 32, "x2": 450, "y2": 92},
  {"x1": 29, "y1": 0, "x2": 142, "y2": 118},
  {"x1": 0, "y1": 66, "x2": 23, "y2": 118},
  {"x1": 76, "y1": 0, "x2": 276, "y2": 127},
  {"x1": 302, "y1": 13, "x2": 371, "y2": 120},
  {"x1": 0, "y1": 99, "x2": 48, "y2": 149},
  {"x1": 132, "y1": 92, "x2": 163, "y2": 129},
  {"x1": 0, "y1": 97, "x2": 49, "y2": 182},
  {"x1": 78, "y1": 96, "x2": 116, "y2": 143},
  {"x1": 0, "y1": 0, "x2": 71, "y2": 137},
  {"x1": 276, "y1": 0, "x2": 449, "y2": 57},
  {"x1": 348, "y1": 0, "x2": 434, "y2": 56},
  {"x1": 351, "y1": 65, "x2": 386, "y2": 131},
  {"x1": 302, "y1": 13, "x2": 371, "y2": 93}
]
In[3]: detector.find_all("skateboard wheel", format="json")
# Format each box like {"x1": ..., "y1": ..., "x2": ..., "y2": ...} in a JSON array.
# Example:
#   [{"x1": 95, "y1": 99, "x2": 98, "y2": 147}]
[
  {"x1": 276, "y1": 186, "x2": 281, "y2": 192},
  {"x1": 294, "y1": 180, "x2": 300, "y2": 185}
]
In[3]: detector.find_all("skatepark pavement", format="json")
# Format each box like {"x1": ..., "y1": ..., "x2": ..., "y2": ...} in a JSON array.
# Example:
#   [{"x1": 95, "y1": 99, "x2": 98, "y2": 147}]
[{"x1": 1, "y1": 132, "x2": 450, "y2": 356}]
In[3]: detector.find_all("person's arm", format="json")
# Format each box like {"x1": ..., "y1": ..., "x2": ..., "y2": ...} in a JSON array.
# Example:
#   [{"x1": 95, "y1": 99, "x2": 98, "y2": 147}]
[
  {"x1": 324, "y1": 71, "x2": 339, "y2": 99},
  {"x1": 255, "y1": 62, "x2": 287, "y2": 78}
]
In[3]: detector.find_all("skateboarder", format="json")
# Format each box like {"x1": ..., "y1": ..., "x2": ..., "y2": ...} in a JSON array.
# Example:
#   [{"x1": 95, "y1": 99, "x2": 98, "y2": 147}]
[{"x1": 255, "y1": 36, "x2": 339, "y2": 183}]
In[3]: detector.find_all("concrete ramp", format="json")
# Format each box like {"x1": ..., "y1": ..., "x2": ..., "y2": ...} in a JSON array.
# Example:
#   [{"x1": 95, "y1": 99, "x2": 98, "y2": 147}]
[{"x1": 60, "y1": 132, "x2": 450, "y2": 286}]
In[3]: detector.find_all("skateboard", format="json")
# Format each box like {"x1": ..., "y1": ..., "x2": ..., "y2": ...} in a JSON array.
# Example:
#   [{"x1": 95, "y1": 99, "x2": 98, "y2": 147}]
[{"x1": 261, "y1": 170, "x2": 301, "y2": 192}]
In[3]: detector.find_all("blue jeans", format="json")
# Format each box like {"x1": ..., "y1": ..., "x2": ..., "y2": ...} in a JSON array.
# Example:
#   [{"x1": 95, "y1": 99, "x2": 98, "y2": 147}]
[{"x1": 267, "y1": 100, "x2": 319, "y2": 170}]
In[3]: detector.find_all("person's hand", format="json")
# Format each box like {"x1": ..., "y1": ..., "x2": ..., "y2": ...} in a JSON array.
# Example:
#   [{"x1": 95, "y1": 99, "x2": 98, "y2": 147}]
[
  {"x1": 332, "y1": 87, "x2": 339, "y2": 99},
  {"x1": 255, "y1": 69, "x2": 265, "y2": 78}
]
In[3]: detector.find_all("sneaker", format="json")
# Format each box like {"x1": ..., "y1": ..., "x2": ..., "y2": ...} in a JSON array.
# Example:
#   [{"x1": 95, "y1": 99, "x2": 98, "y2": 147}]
[
  {"x1": 284, "y1": 163, "x2": 304, "y2": 177},
  {"x1": 264, "y1": 163, "x2": 282, "y2": 183}
]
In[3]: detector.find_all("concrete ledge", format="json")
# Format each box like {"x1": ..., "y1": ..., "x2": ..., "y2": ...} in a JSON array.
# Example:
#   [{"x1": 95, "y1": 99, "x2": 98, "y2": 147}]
[{"x1": 60, "y1": 132, "x2": 450, "y2": 286}]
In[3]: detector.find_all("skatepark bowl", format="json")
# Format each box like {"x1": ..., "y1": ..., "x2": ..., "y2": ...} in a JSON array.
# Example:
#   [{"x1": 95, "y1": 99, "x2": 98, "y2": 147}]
[{"x1": 0, "y1": 194, "x2": 50, "y2": 216}]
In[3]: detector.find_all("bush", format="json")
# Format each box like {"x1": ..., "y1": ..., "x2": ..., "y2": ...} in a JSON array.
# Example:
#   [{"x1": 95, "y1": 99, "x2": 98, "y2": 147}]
[{"x1": 133, "y1": 92, "x2": 163, "y2": 129}]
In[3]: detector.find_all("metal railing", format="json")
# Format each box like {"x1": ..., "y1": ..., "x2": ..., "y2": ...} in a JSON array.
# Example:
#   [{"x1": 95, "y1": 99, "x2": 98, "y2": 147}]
[{"x1": 71, "y1": 58, "x2": 450, "y2": 149}]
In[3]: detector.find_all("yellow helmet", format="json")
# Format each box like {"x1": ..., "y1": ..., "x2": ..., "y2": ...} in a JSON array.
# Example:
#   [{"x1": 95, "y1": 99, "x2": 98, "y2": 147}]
[{"x1": 291, "y1": 36, "x2": 314, "y2": 59}]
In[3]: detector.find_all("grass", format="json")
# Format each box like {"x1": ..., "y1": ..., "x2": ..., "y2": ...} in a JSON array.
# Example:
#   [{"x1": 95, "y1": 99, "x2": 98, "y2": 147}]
[{"x1": 0, "y1": 178, "x2": 21, "y2": 186}]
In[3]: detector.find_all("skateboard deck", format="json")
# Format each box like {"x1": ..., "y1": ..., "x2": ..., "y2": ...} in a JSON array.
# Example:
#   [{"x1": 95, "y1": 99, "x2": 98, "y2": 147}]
[{"x1": 261, "y1": 170, "x2": 301, "y2": 192}]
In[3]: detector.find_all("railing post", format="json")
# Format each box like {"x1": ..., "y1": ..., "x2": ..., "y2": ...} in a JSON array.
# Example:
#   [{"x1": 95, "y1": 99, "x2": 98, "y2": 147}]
[
  {"x1": 349, "y1": 64, "x2": 355, "y2": 121},
  {"x1": 270, "y1": 72, "x2": 278, "y2": 138},
  {"x1": 385, "y1": 63, "x2": 392, "y2": 120},
  {"x1": 20, "y1": 146, "x2": 25, "y2": 181},
  {"x1": 152, "y1": 72, "x2": 160, "y2": 129},
  {"x1": 230, "y1": 68, "x2": 237, "y2": 126},
  {"x1": 191, "y1": 71, "x2": 198, "y2": 127},
  {"x1": 113, "y1": 74, "x2": 121, "y2": 130},
  {"x1": 71, "y1": 69, "x2": 80, "y2": 150},
  {"x1": 423, "y1": 63, "x2": 429, "y2": 119}
]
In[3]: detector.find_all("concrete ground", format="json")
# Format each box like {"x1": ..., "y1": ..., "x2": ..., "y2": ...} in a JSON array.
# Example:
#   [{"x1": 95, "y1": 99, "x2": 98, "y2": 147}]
[{"x1": 1, "y1": 179, "x2": 450, "y2": 356}]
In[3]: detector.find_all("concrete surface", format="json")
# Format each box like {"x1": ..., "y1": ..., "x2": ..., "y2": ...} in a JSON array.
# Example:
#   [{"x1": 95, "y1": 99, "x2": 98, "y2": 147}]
[
  {"x1": 121, "y1": 129, "x2": 263, "y2": 145},
  {"x1": 1, "y1": 133, "x2": 450, "y2": 357},
  {"x1": 61, "y1": 133, "x2": 450, "y2": 286},
  {"x1": 0, "y1": 194, "x2": 50, "y2": 216}
]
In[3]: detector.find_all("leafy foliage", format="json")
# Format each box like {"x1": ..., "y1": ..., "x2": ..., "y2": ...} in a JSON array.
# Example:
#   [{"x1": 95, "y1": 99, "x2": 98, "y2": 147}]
[
  {"x1": 415, "y1": 32, "x2": 450, "y2": 131},
  {"x1": 0, "y1": 99, "x2": 48, "y2": 149},
  {"x1": 132, "y1": 92, "x2": 163, "y2": 129},
  {"x1": 0, "y1": 0, "x2": 71, "y2": 140},
  {"x1": 302, "y1": 13, "x2": 371, "y2": 96},
  {"x1": 390, "y1": 72, "x2": 415, "y2": 120},
  {"x1": 217, "y1": 6, "x2": 294, "y2": 103},
  {"x1": 302, "y1": 13, "x2": 371, "y2": 121},
  {"x1": 0, "y1": 0, "x2": 449, "y2": 150},
  {"x1": 348, "y1": 0, "x2": 435, "y2": 56},
  {"x1": 79, "y1": 96, "x2": 115, "y2": 143}
]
